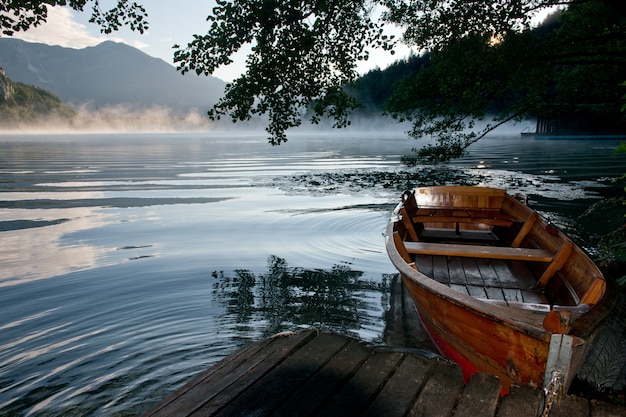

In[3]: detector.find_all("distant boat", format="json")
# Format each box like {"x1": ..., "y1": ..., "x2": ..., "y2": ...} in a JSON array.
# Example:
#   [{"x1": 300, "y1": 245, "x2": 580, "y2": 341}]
[{"x1": 385, "y1": 186, "x2": 615, "y2": 392}]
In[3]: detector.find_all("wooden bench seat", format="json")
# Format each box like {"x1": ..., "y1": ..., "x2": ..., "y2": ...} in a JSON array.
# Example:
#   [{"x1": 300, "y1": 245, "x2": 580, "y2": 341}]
[
  {"x1": 412, "y1": 208, "x2": 516, "y2": 228},
  {"x1": 403, "y1": 241, "x2": 554, "y2": 262}
]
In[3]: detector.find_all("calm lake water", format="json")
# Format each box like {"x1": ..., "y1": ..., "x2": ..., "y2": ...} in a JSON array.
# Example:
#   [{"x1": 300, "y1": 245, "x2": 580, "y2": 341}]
[{"x1": 0, "y1": 130, "x2": 624, "y2": 416}]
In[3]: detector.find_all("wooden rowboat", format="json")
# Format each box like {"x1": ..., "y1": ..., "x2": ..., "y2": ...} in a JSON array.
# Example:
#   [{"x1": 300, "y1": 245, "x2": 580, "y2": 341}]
[{"x1": 385, "y1": 186, "x2": 614, "y2": 393}]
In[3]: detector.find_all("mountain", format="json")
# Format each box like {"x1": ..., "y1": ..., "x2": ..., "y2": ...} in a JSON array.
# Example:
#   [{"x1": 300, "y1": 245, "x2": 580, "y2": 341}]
[{"x1": 0, "y1": 38, "x2": 226, "y2": 113}]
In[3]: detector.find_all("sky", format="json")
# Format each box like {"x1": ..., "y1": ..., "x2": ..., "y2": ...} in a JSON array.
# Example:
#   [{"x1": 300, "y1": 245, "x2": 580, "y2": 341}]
[{"x1": 8, "y1": 2, "x2": 409, "y2": 82}]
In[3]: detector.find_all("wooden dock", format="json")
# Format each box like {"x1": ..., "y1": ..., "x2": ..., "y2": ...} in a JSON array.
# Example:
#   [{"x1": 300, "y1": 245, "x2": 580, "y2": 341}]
[{"x1": 140, "y1": 328, "x2": 624, "y2": 417}]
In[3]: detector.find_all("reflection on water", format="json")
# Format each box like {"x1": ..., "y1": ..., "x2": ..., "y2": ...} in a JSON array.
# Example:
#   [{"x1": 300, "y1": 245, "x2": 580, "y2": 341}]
[
  {"x1": 0, "y1": 207, "x2": 112, "y2": 286},
  {"x1": 0, "y1": 132, "x2": 624, "y2": 416},
  {"x1": 213, "y1": 255, "x2": 390, "y2": 340}
]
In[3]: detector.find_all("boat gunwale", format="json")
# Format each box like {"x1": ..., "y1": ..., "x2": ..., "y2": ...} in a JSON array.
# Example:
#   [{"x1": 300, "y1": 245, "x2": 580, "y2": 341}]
[{"x1": 385, "y1": 186, "x2": 614, "y2": 341}]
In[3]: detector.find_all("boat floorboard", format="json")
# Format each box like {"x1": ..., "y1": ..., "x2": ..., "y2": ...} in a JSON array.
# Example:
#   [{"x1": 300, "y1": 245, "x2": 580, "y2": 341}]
[
  {"x1": 418, "y1": 254, "x2": 550, "y2": 305},
  {"x1": 140, "y1": 329, "x2": 624, "y2": 417}
]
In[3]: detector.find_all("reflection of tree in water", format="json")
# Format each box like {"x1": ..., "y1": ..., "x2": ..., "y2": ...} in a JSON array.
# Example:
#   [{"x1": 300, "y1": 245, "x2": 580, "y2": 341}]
[{"x1": 211, "y1": 256, "x2": 390, "y2": 339}]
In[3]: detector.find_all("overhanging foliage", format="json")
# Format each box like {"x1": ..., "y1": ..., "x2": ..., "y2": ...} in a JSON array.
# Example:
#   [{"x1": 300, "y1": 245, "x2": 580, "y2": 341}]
[
  {"x1": 0, "y1": 0, "x2": 148, "y2": 36},
  {"x1": 173, "y1": 0, "x2": 395, "y2": 144}
]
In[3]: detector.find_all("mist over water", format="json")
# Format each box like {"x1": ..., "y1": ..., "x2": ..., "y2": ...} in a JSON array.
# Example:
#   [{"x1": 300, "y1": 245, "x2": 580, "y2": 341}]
[
  {"x1": 0, "y1": 105, "x2": 215, "y2": 134},
  {"x1": 0, "y1": 131, "x2": 623, "y2": 416}
]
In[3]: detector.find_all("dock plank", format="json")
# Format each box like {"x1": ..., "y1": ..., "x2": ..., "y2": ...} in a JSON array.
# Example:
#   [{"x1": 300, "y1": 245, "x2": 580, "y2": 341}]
[
  {"x1": 549, "y1": 394, "x2": 590, "y2": 417},
  {"x1": 590, "y1": 399, "x2": 626, "y2": 417},
  {"x1": 213, "y1": 332, "x2": 348, "y2": 417},
  {"x1": 496, "y1": 385, "x2": 542, "y2": 417},
  {"x1": 454, "y1": 372, "x2": 501, "y2": 417},
  {"x1": 269, "y1": 339, "x2": 371, "y2": 417},
  {"x1": 407, "y1": 360, "x2": 465, "y2": 417},
  {"x1": 362, "y1": 355, "x2": 432, "y2": 417},
  {"x1": 315, "y1": 351, "x2": 405, "y2": 417},
  {"x1": 140, "y1": 329, "x2": 625, "y2": 417},
  {"x1": 187, "y1": 330, "x2": 317, "y2": 417},
  {"x1": 155, "y1": 329, "x2": 315, "y2": 417},
  {"x1": 141, "y1": 335, "x2": 279, "y2": 417}
]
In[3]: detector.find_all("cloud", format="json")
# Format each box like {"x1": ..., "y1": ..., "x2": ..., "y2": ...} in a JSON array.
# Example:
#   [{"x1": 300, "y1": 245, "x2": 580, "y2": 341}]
[{"x1": 11, "y1": 6, "x2": 148, "y2": 51}]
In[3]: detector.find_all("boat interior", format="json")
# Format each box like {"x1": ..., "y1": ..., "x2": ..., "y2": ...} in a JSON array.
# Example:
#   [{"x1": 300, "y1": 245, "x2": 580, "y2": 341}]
[{"x1": 392, "y1": 188, "x2": 606, "y2": 314}]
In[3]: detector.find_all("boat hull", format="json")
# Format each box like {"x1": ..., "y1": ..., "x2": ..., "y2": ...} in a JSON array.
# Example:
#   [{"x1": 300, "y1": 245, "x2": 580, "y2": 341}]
[
  {"x1": 401, "y1": 273, "x2": 552, "y2": 389},
  {"x1": 386, "y1": 186, "x2": 613, "y2": 391}
]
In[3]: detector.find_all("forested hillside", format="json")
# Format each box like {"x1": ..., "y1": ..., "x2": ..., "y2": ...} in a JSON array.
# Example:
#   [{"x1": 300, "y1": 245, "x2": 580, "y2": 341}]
[
  {"x1": 349, "y1": 54, "x2": 431, "y2": 113},
  {"x1": 350, "y1": 5, "x2": 626, "y2": 141},
  {"x1": 0, "y1": 70, "x2": 75, "y2": 127}
]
